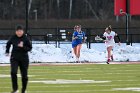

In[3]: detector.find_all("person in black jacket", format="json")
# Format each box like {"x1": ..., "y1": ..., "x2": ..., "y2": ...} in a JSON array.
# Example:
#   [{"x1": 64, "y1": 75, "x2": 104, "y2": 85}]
[{"x1": 5, "y1": 25, "x2": 32, "y2": 93}]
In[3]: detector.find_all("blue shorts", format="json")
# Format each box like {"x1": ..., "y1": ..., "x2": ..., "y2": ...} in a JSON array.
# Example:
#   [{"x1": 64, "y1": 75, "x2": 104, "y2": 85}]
[{"x1": 72, "y1": 40, "x2": 82, "y2": 48}]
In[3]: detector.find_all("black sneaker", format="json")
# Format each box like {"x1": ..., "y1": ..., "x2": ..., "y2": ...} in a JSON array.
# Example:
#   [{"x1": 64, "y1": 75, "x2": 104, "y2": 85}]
[
  {"x1": 22, "y1": 91, "x2": 27, "y2": 93},
  {"x1": 22, "y1": 88, "x2": 27, "y2": 93}
]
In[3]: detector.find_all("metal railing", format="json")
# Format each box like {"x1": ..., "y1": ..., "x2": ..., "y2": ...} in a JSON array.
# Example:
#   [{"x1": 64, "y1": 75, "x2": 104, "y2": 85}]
[{"x1": 0, "y1": 27, "x2": 140, "y2": 48}]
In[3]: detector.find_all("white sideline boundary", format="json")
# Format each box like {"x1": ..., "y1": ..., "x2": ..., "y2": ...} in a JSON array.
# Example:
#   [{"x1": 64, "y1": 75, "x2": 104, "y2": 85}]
[{"x1": 1, "y1": 61, "x2": 140, "y2": 67}]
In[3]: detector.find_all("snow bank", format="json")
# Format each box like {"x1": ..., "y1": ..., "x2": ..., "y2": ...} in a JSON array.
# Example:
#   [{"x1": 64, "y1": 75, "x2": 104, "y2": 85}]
[
  {"x1": 115, "y1": 45, "x2": 140, "y2": 61},
  {"x1": 0, "y1": 42, "x2": 140, "y2": 63},
  {"x1": 30, "y1": 44, "x2": 67, "y2": 62}
]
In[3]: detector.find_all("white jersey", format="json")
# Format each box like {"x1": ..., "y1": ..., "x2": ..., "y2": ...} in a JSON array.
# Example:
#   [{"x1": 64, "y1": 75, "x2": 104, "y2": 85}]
[{"x1": 103, "y1": 31, "x2": 116, "y2": 47}]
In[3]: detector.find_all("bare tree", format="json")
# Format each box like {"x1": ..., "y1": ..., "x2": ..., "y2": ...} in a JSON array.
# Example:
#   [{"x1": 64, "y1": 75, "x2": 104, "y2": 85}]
[
  {"x1": 28, "y1": 0, "x2": 32, "y2": 14},
  {"x1": 69, "y1": 0, "x2": 73, "y2": 19},
  {"x1": 1, "y1": 0, "x2": 139, "y2": 20},
  {"x1": 57, "y1": 0, "x2": 60, "y2": 18},
  {"x1": 84, "y1": 0, "x2": 100, "y2": 20}
]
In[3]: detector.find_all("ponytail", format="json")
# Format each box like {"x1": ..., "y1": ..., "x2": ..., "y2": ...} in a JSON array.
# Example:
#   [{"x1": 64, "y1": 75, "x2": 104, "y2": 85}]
[{"x1": 108, "y1": 25, "x2": 112, "y2": 31}]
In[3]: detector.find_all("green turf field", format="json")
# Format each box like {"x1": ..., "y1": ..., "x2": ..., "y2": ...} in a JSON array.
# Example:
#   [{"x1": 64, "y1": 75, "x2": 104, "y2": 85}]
[{"x1": 0, "y1": 64, "x2": 140, "y2": 93}]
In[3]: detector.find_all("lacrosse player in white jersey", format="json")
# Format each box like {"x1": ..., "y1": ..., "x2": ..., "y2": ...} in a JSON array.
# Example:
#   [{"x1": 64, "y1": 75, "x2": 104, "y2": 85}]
[{"x1": 103, "y1": 25, "x2": 121, "y2": 64}]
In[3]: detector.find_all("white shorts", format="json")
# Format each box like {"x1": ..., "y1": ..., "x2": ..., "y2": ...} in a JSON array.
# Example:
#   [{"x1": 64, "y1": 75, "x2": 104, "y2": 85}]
[{"x1": 105, "y1": 42, "x2": 115, "y2": 48}]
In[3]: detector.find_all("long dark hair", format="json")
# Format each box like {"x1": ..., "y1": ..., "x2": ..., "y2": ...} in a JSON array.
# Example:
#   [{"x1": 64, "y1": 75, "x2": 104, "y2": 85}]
[
  {"x1": 105, "y1": 25, "x2": 112, "y2": 32},
  {"x1": 108, "y1": 25, "x2": 112, "y2": 31}
]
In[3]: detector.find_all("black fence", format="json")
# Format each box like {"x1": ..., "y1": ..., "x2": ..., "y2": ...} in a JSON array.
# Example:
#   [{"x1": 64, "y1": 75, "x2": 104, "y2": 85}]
[
  {"x1": 0, "y1": 27, "x2": 140, "y2": 48},
  {"x1": 32, "y1": 34, "x2": 139, "y2": 48}
]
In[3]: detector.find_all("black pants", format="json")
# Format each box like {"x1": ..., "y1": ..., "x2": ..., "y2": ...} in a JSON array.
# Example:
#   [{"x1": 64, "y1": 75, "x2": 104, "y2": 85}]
[{"x1": 10, "y1": 55, "x2": 29, "y2": 93}]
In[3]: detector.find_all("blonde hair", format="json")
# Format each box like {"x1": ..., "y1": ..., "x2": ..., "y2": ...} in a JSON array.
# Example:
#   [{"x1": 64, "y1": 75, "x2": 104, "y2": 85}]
[{"x1": 74, "y1": 25, "x2": 81, "y2": 31}]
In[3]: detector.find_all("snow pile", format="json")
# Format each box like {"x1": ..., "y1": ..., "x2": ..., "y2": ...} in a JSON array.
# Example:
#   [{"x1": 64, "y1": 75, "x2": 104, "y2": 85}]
[
  {"x1": 30, "y1": 44, "x2": 66, "y2": 62},
  {"x1": 0, "y1": 45, "x2": 10, "y2": 63},
  {"x1": 0, "y1": 42, "x2": 140, "y2": 63},
  {"x1": 80, "y1": 45, "x2": 106, "y2": 62},
  {"x1": 115, "y1": 45, "x2": 140, "y2": 61}
]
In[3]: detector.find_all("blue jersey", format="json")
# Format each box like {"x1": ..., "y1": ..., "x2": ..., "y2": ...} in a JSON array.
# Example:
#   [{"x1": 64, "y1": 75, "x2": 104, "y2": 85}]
[{"x1": 72, "y1": 31, "x2": 85, "y2": 48}]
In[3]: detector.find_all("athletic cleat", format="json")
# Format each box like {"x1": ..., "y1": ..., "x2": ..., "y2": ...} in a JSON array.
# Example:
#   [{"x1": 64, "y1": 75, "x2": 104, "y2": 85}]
[
  {"x1": 111, "y1": 55, "x2": 114, "y2": 61},
  {"x1": 106, "y1": 62, "x2": 109, "y2": 64},
  {"x1": 106, "y1": 59, "x2": 110, "y2": 64},
  {"x1": 76, "y1": 57, "x2": 80, "y2": 63},
  {"x1": 76, "y1": 61, "x2": 79, "y2": 63},
  {"x1": 76, "y1": 61, "x2": 81, "y2": 63},
  {"x1": 78, "y1": 61, "x2": 81, "y2": 63},
  {"x1": 11, "y1": 90, "x2": 19, "y2": 93}
]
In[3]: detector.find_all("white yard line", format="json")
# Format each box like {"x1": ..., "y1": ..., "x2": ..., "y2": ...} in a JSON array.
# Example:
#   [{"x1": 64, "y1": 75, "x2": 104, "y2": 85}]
[
  {"x1": 1, "y1": 90, "x2": 114, "y2": 93},
  {"x1": 26, "y1": 90, "x2": 114, "y2": 93},
  {"x1": 0, "y1": 74, "x2": 35, "y2": 78},
  {"x1": 86, "y1": 84, "x2": 140, "y2": 87},
  {"x1": 1, "y1": 83, "x2": 140, "y2": 89},
  {"x1": 1, "y1": 69, "x2": 140, "y2": 74},
  {"x1": 80, "y1": 76, "x2": 135, "y2": 78},
  {"x1": 29, "y1": 79, "x2": 111, "y2": 84},
  {"x1": 106, "y1": 73, "x2": 139, "y2": 75},
  {"x1": 113, "y1": 87, "x2": 140, "y2": 92}
]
